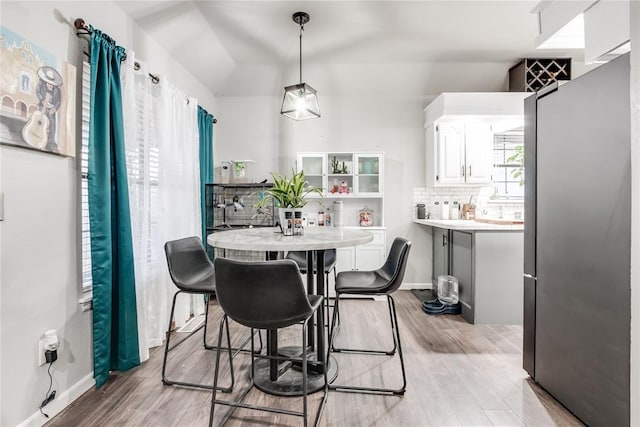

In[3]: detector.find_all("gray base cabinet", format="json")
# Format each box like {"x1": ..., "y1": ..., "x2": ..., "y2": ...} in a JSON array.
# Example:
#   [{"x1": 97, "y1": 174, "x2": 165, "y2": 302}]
[
  {"x1": 432, "y1": 227, "x2": 449, "y2": 285},
  {"x1": 451, "y1": 231, "x2": 473, "y2": 322},
  {"x1": 431, "y1": 227, "x2": 523, "y2": 325}
]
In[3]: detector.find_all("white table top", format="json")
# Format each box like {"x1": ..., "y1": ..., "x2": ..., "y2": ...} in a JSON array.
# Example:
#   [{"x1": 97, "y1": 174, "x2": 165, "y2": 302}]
[{"x1": 207, "y1": 227, "x2": 374, "y2": 251}]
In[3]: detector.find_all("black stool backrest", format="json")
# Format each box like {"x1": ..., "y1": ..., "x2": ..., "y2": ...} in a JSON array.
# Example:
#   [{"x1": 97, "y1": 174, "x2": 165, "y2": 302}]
[
  {"x1": 164, "y1": 237, "x2": 213, "y2": 291},
  {"x1": 377, "y1": 237, "x2": 412, "y2": 294},
  {"x1": 214, "y1": 258, "x2": 315, "y2": 329}
]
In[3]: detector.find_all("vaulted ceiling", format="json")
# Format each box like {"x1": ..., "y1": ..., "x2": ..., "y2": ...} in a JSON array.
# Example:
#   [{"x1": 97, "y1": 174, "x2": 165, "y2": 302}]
[{"x1": 117, "y1": 1, "x2": 585, "y2": 97}]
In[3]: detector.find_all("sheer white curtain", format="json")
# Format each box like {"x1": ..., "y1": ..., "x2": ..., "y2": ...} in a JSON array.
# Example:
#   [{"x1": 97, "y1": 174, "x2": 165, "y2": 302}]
[{"x1": 121, "y1": 53, "x2": 204, "y2": 362}]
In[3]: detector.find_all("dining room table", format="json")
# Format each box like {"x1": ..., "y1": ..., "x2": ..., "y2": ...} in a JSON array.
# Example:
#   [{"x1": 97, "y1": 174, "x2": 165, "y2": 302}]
[{"x1": 207, "y1": 226, "x2": 374, "y2": 396}]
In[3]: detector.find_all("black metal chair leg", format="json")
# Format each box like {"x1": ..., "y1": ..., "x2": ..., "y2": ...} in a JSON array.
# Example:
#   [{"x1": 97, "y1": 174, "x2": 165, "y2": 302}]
[
  {"x1": 330, "y1": 295, "x2": 396, "y2": 356},
  {"x1": 162, "y1": 291, "x2": 234, "y2": 392},
  {"x1": 204, "y1": 297, "x2": 263, "y2": 356},
  {"x1": 209, "y1": 315, "x2": 226, "y2": 427},
  {"x1": 328, "y1": 293, "x2": 406, "y2": 395}
]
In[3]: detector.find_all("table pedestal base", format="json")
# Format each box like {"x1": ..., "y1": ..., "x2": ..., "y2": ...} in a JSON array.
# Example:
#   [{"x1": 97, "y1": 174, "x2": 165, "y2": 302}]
[{"x1": 253, "y1": 346, "x2": 338, "y2": 396}]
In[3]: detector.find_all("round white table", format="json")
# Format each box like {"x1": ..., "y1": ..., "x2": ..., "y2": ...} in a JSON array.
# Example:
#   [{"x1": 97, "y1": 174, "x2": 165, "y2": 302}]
[{"x1": 207, "y1": 226, "x2": 374, "y2": 395}]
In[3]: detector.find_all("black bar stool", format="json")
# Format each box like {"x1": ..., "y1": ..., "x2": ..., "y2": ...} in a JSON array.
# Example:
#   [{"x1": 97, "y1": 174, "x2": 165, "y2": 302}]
[
  {"x1": 209, "y1": 258, "x2": 329, "y2": 427},
  {"x1": 163, "y1": 237, "x2": 235, "y2": 391},
  {"x1": 328, "y1": 237, "x2": 412, "y2": 395}
]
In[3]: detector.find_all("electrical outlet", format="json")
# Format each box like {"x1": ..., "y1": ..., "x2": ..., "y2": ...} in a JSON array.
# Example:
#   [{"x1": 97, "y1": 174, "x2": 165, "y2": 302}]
[{"x1": 38, "y1": 338, "x2": 46, "y2": 366}]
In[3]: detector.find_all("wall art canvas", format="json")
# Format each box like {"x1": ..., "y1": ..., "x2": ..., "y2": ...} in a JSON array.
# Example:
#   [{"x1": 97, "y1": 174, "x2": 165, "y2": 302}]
[{"x1": 0, "y1": 26, "x2": 76, "y2": 157}]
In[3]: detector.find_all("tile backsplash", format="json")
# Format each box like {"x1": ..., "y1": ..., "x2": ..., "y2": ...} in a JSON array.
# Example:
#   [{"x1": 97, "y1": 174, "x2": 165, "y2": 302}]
[{"x1": 413, "y1": 186, "x2": 524, "y2": 220}]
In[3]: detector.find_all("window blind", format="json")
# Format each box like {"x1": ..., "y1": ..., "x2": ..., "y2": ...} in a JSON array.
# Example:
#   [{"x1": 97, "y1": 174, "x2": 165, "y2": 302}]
[{"x1": 81, "y1": 61, "x2": 92, "y2": 290}]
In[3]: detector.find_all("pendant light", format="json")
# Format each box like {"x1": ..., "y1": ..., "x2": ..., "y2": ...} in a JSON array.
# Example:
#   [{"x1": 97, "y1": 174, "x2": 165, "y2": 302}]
[{"x1": 281, "y1": 11, "x2": 320, "y2": 120}]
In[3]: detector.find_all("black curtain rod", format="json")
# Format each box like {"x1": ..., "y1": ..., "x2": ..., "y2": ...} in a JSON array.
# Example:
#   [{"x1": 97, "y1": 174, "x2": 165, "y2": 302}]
[
  {"x1": 74, "y1": 18, "x2": 160, "y2": 84},
  {"x1": 73, "y1": 18, "x2": 217, "y2": 123}
]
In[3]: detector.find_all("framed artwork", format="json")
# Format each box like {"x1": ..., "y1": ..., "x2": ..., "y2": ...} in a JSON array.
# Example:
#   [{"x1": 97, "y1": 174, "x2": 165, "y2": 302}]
[{"x1": 0, "y1": 26, "x2": 76, "y2": 157}]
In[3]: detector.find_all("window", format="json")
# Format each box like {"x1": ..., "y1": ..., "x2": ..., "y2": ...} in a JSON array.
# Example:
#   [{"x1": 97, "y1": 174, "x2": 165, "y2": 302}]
[
  {"x1": 492, "y1": 131, "x2": 524, "y2": 199},
  {"x1": 81, "y1": 61, "x2": 92, "y2": 291}
]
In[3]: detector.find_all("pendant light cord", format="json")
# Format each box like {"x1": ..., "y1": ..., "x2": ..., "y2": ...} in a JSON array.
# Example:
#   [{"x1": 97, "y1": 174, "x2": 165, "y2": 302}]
[{"x1": 299, "y1": 23, "x2": 304, "y2": 83}]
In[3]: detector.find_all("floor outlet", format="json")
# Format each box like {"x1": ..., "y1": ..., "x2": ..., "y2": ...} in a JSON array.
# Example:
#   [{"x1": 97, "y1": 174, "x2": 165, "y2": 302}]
[{"x1": 38, "y1": 339, "x2": 46, "y2": 366}]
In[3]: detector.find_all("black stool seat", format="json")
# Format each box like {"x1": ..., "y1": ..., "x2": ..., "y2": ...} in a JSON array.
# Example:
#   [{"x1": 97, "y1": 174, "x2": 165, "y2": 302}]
[
  {"x1": 335, "y1": 271, "x2": 392, "y2": 294},
  {"x1": 286, "y1": 249, "x2": 336, "y2": 274}
]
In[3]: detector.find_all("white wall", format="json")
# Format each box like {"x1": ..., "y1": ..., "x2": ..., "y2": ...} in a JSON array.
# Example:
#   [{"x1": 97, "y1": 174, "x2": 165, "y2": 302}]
[
  {"x1": 0, "y1": 2, "x2": 217, "y2": 426},
  {"x1": 630, "y1": 1, "x2": 639, "y2": 425},
  {"x1": 216, "y1": 90, "x2": 438, "y2": 284},
  {"x1": 214, "y1": 59, "x2": 596, "y2": 286}
]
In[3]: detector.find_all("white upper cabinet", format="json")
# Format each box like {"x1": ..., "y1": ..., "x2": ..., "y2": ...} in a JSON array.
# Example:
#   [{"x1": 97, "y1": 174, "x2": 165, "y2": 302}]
[
  {"x1": 297, "y1": 152, "x2": 384, "y2": 198},
  {"x1": 432, "y1": 121, "x2": 493, "y2": 186},
  {"x1": 425, "y1": 93, "x2": 527, "y2": 188},
  {"x1": 464, "y1": 122, "x2": 493, "y2": 184},
  {"x1": 354, "y1": 153, "x2": 383, "y2": 197},
  {"x1": 436, "y1": 122, "x2": 466, "y2": 185},
  {"x1": 297, "y1": 153, "x2": 326, "y2": 196}
]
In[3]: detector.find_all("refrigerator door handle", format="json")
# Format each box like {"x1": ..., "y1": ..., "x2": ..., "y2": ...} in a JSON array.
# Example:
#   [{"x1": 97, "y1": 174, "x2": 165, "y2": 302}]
[{"x1": 524, "y1": 273, "x2": 537, "y2": 280}]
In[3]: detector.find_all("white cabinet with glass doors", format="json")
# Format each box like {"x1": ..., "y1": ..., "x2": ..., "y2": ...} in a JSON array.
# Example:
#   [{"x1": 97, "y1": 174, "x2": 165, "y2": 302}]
[{"x1": 296, "y1": 152, "x2": 384, "y2": 198}]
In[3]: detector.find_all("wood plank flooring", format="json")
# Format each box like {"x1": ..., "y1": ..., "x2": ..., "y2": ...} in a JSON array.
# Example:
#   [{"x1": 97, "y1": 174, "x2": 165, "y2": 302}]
[{"x1": 47, "y1": 291, "x2": 582, "y2": 426}]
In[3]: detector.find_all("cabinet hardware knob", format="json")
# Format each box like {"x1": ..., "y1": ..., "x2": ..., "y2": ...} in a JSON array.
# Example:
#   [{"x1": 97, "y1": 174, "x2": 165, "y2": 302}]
[{"x1": 468, "y1": 165, "x2": 472, "y2": 176}]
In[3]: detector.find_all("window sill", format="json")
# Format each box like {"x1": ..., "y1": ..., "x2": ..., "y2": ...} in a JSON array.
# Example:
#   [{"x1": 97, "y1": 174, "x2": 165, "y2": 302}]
[{"x1": 79, "y1": 291, "x2": 92, "y2": 312}]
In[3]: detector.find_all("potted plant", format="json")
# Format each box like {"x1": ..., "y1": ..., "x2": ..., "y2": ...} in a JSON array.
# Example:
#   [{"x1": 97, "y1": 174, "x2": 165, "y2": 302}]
[{"x1": 256, "y1": 169, "x2": 323, "y2": 230}]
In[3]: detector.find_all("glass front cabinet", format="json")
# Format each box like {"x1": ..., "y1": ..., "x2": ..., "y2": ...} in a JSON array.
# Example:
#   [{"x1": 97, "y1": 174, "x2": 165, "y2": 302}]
[
  {"x1": 296, "y1": 152, "x2": 384, "y2": 198},
  {"x1": 296, "y1": 152, "x2": 386, "y2": 292}
]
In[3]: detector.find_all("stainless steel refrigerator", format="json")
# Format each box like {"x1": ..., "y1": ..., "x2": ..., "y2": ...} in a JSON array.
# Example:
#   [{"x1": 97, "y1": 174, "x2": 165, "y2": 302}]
[{"x1": 523, "y1": 54, "x2": 631, "y2": 425}]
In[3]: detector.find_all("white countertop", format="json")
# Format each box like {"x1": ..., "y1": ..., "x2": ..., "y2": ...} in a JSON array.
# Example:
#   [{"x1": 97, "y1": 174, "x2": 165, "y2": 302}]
[
  {"x1": 414, "y1": 219, "x2": 524, "y2": 231},
  {"x1": 207, "y1": 226, "x2": 374, "y2": 251}
]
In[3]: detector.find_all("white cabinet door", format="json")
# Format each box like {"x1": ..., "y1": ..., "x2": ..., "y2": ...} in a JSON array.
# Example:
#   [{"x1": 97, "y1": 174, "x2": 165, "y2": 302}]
[
  {"x1": 356, "y1": 245, "x2": 386, "y2": 271},
  {"x1": 296, "y1": 153, "x2": 326, "y2": 195},
  {"x1": 464, "y1": 122, "x2": 493, "y2": 184},
  {"x1": 436, "y1": 122, "x2": 465, "y2": 185},
  {"x1": 336, "y1": 246, "x2": 356, "y2": 273},
  {"x1": 354, "y1": 153, "x2": 383, "y2": 197}
]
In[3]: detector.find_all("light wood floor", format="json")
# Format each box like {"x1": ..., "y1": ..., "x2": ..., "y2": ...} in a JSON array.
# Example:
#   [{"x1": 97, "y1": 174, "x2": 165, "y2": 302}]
[{"x1": 47, "y1": 291, "x2": 582, "y2": 426}]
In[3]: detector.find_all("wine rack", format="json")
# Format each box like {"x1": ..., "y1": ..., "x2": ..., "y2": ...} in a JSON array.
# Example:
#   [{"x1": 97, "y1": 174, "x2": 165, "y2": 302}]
[{"x1": 508, "y1": 58, "x2": 572, "y2": 92}]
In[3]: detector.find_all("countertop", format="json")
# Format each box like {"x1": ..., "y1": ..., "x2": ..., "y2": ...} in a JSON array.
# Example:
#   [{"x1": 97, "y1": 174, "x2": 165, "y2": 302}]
[{"x1": 414, "y1": 218, "x2": 524, "y2": 231}]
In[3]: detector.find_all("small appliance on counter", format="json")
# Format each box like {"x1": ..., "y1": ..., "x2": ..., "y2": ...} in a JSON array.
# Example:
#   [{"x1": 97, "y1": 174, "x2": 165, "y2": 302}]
[{"x1": 462, "y1": 202, "x2": 476, "y2": 220}]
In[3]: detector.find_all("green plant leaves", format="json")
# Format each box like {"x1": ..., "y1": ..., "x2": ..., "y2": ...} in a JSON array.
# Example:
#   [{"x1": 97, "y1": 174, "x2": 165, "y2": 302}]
[{"x1": 255, "y1": 168, "x2": 323, "y2": 208}]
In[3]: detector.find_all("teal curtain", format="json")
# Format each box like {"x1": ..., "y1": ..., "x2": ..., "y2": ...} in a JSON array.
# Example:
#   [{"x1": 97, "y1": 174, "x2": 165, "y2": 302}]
[
  {"x1": 88, "y1": 28, "x2": 140, "y2": 388},
  {"x1": 198, "y1": 106, "x2": 214, "y2": 243}
]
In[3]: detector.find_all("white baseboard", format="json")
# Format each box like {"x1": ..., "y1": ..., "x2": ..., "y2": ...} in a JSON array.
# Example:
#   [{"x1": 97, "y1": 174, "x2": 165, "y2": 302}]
[
  {"x1": 399, "y1": 282, "x2": 432, "y2": 290},
  {"x1": 18, "y1": 372, "x2": 95, "y2": 427}
]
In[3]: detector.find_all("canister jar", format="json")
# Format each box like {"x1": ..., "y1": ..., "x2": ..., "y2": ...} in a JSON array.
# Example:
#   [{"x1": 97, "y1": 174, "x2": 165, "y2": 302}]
[{"x1": 359, "y1": 206, "x2": 374, "y2": 227}]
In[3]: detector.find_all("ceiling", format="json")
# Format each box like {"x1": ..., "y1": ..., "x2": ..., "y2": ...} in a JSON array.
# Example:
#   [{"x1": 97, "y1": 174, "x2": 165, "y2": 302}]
[{"x1": 116, "y1": 1, "x2": 585, "y2": 97}]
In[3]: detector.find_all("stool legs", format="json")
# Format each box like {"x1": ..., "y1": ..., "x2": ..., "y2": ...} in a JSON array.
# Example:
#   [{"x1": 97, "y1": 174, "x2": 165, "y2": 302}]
[
  {"x1": 162, "y1": 291, "x2": 234, "y2": 392},
  {"x1": 328, "y1": 294, "x2": 406, "y2": 395},
  {"x1": 209, "y1": 317, "x2": 329, "y2": 427}
]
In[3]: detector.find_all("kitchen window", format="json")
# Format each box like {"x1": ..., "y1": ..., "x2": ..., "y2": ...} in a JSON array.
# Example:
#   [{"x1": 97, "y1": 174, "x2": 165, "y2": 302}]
[{"x1": 492, "y1": 131, "x2": 524, "y2": 200}]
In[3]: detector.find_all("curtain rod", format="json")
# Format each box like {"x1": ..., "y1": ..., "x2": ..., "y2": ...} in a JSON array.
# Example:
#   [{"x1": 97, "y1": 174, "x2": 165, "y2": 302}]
[
  {"x1": 74, "y1": 18, "x2": 159, "y2": 84},
  {"x1": 73, "y1": 18, "x2": 217, "y2": 123}
]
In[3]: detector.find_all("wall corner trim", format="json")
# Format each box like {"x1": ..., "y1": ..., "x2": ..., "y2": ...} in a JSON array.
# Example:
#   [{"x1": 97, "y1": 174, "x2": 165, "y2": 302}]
[{"x1": 17, "y1": 373, "x2": 95, "y2": 427}]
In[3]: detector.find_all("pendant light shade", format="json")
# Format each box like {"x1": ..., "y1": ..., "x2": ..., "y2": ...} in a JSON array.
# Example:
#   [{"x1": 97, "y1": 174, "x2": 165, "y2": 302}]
[{"x1": 281, "y1": 12, "x2": 320, "y2": 120}]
